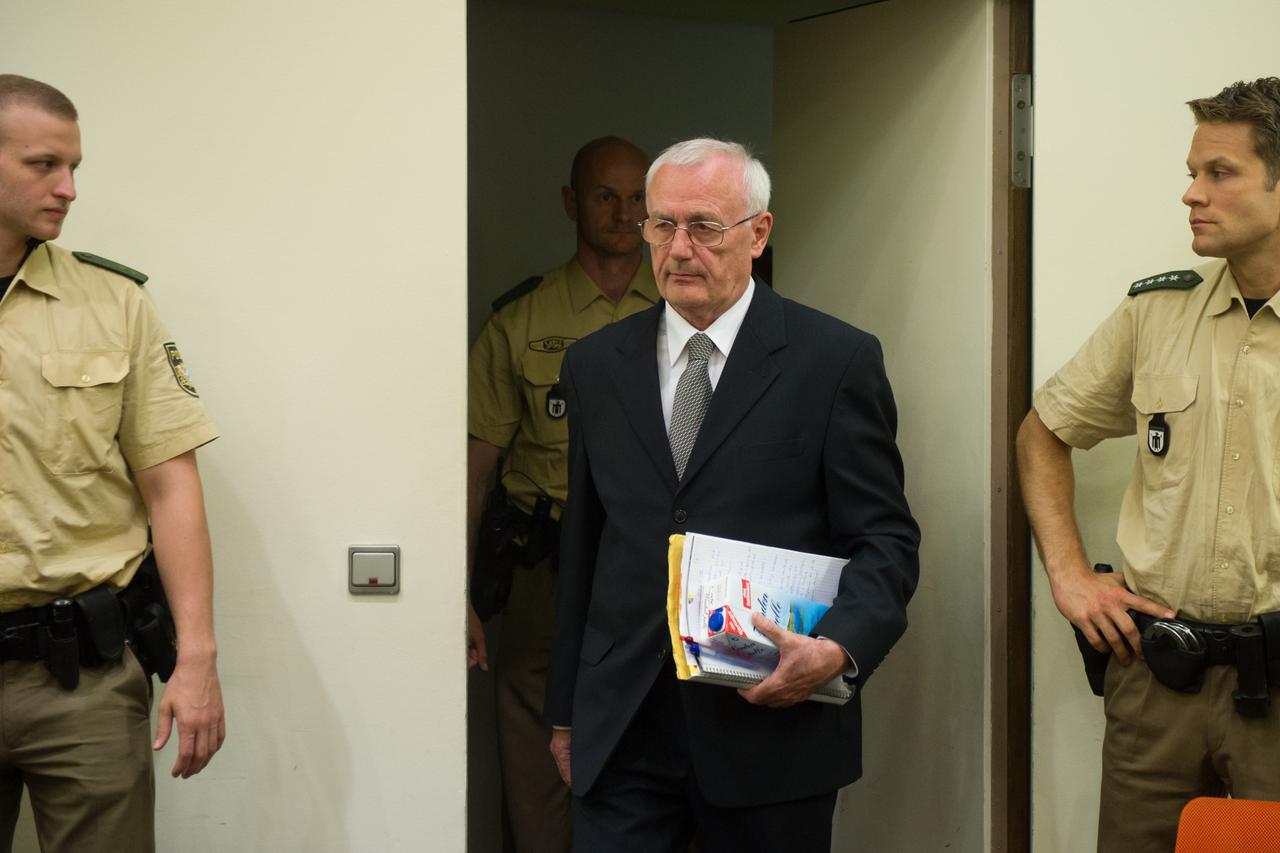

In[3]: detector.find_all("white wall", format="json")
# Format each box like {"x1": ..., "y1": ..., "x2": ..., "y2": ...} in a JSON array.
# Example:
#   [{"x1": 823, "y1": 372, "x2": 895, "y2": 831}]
[
  {"x1": 774, "y1": 0, "x2": 992, "y2": 848},
  {"x1": 467, "y1": 0, "x2": 774, "y2": 341},
  {"x1": 1031, "y1": 2, "x2": 1280, "y2": 849},
  {"x1": 8, "y1": 1, "x2": 468, "y2": 850}
]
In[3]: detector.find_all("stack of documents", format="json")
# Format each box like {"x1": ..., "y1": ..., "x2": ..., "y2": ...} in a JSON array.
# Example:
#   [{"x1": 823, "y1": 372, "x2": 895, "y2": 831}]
[{"x1": 665, "y1": 532, "x2": 854, "y2": 706}]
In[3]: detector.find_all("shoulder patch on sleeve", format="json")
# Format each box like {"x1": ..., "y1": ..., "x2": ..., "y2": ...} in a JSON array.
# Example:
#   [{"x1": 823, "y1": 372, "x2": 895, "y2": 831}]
[
  {"x1": 1128, "y1": 269, "x2": 1202, "y2": 296},
  {"x1": 491, "y1": 275, "x2": 543, "y2": 313},
  {"x1": 72, "y1": 251, "x2": 149, "y2": 285}
]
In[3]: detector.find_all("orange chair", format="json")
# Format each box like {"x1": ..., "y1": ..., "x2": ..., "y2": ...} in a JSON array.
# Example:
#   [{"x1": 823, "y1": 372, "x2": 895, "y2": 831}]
[{"x1": 1175, "y1": 797, "x2": 1280, "y2": 852}]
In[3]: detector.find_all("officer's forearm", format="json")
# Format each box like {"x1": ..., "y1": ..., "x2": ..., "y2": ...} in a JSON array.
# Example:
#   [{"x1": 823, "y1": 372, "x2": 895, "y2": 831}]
[
  {"x1": 1015, "y1": 409, "x2": 1090, "y2": 583},
  {"x1": 133, "y1": 450, "x2": 218, "y2": 662},
  {"x1": 466, "y1": 437, "x2": 503, "y2": 575}
]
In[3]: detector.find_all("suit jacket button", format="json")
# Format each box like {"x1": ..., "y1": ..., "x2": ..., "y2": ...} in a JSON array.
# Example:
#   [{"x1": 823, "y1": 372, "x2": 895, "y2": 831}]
[{"x1": 673, "y1": 509, "x2": 688, "y2": 523}]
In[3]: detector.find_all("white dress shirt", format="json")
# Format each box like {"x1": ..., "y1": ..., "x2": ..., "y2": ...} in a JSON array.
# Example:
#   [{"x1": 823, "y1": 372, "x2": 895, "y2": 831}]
[{"x1": 658, "y1": 279, "x2": 755, "y2": 430}]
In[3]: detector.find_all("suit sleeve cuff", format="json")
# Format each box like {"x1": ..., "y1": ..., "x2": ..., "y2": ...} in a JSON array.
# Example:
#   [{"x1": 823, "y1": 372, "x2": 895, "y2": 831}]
[{"x1": 818, "y1": 635, "x2": 859, "y2": 679}]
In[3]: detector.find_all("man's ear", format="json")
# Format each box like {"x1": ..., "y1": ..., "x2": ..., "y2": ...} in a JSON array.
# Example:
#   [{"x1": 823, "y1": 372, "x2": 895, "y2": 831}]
[
  {"x1": 750, "y1": 212, "x2": 774, "y2": 258},
  {"x1": 562, "y1": 186, "x2": 578, "y2": 222}
]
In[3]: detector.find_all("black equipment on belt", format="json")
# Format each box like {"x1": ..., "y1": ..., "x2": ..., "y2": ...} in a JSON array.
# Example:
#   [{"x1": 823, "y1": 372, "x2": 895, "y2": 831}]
[
  {"x1": 470, "y1": 482, "x2": 560, "y2": 622},
  {"x1": 1069, "y1": 563, "x2": 1279, "y2": 717},
  {"x1": 1071, "y1": 564, "x2": 1122, "y2": 697},
  {"x1": 0, "y1": 552, "x2": 177, "y2": 690},
  {"x1": 1135, "y1": 611, "x2": 1272, "y2": 718}
]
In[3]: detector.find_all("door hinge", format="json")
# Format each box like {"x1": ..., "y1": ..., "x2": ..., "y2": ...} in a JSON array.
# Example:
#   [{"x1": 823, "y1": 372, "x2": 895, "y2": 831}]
[{"x1": 1012, "y1": 73, "x2": 1033, "y2": 189}]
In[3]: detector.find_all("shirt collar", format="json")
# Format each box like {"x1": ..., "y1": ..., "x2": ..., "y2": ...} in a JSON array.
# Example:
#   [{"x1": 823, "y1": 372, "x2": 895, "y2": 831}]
[
  {"x1": 566, "y1": 256, "x2": 660, "y2": 314},
  {"x1": 12, "y1": 242, "x2": 61, "y2": 299},
  {"x1": 1204, "y1": 259, "x2": 1280, "y2": 318},
  {"x1": 663, "y1": 278, "x2": 756, "y2": 367}
]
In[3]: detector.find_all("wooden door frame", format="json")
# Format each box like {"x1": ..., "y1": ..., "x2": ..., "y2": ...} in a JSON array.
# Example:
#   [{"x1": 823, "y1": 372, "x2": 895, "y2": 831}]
[{"x1": 990, "y1": 0, "x2": 1033, "y2": 851}]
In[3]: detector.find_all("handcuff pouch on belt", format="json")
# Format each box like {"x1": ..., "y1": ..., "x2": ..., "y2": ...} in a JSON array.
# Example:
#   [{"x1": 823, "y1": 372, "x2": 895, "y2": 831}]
[
  {"x1": 1138, "y1": 613, "x2": 1273, "y2": 718},
  {"x1": 470, "y1": 484, "x2": 560, "y2": 622},
  {"x1": 1072, "y1": 564, "x2": 1276, "y2": 716}
]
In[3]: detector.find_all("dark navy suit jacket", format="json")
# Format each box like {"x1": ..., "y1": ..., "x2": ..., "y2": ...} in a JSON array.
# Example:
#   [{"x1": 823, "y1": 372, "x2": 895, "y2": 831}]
[{"x1": 545, "y1": 281, "x2": 920, "y2": 807}]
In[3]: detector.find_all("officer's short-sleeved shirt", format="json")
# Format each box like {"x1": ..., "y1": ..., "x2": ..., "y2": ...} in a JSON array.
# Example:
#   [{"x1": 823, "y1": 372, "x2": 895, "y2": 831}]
[
  {"x1": 468, "y1": 258, "x2": 659, "y2": 517},
  {"x1": 1035, "y1": 258, "x2": 1280, "y2": 622},
  {"x1": 0, "y1": 242, "x2": 218, "y2": 610}
]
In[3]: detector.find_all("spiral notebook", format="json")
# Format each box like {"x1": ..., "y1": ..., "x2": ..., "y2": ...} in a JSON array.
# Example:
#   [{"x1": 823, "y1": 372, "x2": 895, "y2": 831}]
[{"x1": 665, "y1": 532, "x2": 854, "y2": 706}]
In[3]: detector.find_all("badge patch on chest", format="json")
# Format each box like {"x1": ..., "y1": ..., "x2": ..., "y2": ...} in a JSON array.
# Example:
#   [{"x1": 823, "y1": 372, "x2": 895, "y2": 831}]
[
  {"x1": 546, "y1": 383, "x2": 566, "y2": 419},
  {"x1": 529, "y1": 336, "x2": 577, "y2": 353},
  {"x1": 164, "y1": 342, "x2": 199, "y2": 397},
  {"x1": 1147, "y1": 412, "x2": 1169, "y2": 456}
]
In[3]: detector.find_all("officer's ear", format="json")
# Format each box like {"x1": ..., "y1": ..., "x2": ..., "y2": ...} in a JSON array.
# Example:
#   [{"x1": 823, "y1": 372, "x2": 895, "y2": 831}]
[{"x1": 561, "y1": 185, "x2": 578, "y2": 222}]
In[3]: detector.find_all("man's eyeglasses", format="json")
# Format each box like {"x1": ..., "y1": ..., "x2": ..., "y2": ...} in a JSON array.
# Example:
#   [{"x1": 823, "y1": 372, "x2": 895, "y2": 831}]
[{"x1": 638, "y1": 213, "x2": 759, "y2": 248}]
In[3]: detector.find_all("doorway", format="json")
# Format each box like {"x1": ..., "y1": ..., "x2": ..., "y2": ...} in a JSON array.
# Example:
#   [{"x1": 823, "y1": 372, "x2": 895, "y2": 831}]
[{"x1": 467, "y1": 1, "x2": 1031, "y2": 849}]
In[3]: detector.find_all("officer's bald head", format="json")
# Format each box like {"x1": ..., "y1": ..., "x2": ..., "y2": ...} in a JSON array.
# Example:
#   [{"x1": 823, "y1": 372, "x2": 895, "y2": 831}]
[
  {"x1": 569, "y1": 137, "x2": 648, "y2": 194},
  {"x1": 563, "y1": 136, "x2": 649, "y2": 261},
  {"x1": 0, "y1": 76, "x2": 77, "y2": 145}
]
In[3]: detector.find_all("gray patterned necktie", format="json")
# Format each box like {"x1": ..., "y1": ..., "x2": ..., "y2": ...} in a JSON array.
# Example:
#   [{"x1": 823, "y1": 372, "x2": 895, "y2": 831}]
[{"x1": 669, "y1": 332, "x2": 716, "y2": 479}]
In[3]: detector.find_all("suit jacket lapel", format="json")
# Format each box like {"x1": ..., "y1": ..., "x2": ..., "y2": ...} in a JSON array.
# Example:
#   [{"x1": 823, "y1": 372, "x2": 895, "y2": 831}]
[
  {"x1": 612, "y1": 302, "x2": 679, "y2": 488},
  {"x1": 677, "y1": 282, "x2": 785, "y2": 489}
]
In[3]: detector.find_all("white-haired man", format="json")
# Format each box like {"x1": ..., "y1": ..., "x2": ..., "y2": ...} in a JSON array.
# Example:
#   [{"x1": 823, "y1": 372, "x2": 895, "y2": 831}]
[{"x1": 544, "y1": 138, "x2": 920, "y2": 851}]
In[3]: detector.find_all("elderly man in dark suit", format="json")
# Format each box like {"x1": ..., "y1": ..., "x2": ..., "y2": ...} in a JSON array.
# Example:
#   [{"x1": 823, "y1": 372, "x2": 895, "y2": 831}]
[{"x1": 545, "y1": 137, "x2": 920, "y2": 853}]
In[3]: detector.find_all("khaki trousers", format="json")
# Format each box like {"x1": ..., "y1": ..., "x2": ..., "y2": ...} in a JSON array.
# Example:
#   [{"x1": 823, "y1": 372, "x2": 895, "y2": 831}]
[
  {"x1": 1098, "y1": 655, "x2": 1280, "y2": 852},
  {"x1": 494, "y1": 559, "x2": 571, "y2": 853},
  {"x1": 0, "y1": 651, "x2": 154, "y2": 853}
]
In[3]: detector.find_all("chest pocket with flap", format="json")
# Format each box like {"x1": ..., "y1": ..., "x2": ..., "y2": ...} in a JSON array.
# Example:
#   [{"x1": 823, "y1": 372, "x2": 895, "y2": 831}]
[
  {"x1": 1130, "y1": 372, "x2": 1198, "y2": 490},
  {"x1": 41, "y1": 351, "x2": 129, "y2": 475}
]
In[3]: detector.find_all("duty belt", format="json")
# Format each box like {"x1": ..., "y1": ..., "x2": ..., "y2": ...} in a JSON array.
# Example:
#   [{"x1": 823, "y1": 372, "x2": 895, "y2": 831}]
[
  {"x1": 0, "y1": 599, "x2": 75, "y2": 662},
  {"x1": 0, "y1": 555, "x2": 176, "y2": 690},
  {"x1": 1133, "y1": 610, "x2": 1279, "y2": 717}
]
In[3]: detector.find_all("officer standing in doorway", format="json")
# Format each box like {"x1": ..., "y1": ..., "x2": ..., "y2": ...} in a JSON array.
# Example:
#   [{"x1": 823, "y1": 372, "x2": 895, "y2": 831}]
[
  {"x1": 466, "y1": 136, "x2": 656, "y2": 852},
  {"x1": 0, "y1": 74, "x2": 225, "y2": 852},
  {"x1": 1019, "y1": 77, "x2": 1280, "y2": 851}
]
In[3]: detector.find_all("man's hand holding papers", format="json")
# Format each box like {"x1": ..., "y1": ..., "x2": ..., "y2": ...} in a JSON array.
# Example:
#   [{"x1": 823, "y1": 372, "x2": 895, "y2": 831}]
[{"x1": 738, "y1": 614, "x2": 850, "y2": 708}]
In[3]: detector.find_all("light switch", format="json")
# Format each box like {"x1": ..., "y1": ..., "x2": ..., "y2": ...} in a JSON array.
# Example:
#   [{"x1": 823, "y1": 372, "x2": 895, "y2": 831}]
[{"x1": 349, "y1": 545, "x2": 400, "y2": 595}]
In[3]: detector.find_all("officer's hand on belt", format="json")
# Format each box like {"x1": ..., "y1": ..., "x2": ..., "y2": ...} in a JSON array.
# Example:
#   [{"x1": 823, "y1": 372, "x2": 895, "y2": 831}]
[{"x1": 1051, "y1": 561, "x2": 1175, "y2": 663}]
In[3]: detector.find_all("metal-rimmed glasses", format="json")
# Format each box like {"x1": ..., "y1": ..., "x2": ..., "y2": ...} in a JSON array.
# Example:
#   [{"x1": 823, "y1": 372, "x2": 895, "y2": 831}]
[{"x1": 638, "y1": 213, "x2": 759, "y2": 247}]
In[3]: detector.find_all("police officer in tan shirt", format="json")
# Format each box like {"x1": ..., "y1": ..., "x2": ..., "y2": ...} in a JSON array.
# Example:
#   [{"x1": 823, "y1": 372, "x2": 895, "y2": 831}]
[
  {"x1": 1018, "y1": 77, "x2": 1280, "y2": 852},
  {"x1": 0, "y1": 75, "x2": 224, "y2": 852},
  {"x1": 467, "y1": 136, "x2": 656, "y2": 852}
]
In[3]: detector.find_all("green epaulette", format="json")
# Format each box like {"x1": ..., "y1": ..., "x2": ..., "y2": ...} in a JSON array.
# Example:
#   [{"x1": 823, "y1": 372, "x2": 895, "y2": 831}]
[
  {"x1": 1128, "y1": 269, "x2": 1201, "y2": 296},
  {"x1": 491, "y1": 275, "x2": 542, "y2": 313},
  {"x1": 72, "y1": 251, "x2": 149, "y2": 285}
]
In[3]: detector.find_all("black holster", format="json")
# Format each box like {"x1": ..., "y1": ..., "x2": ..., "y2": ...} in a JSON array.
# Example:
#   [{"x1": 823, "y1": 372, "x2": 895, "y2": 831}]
[
  {"x1": 1072, "y1": 563, "x2": 1119, "y2": 697},
  {"x1": 119, "y1": 553, "x2": 178, "y2": 682},
  {"x1": 1074, "y1": 625, "x2": 1112, "y2": 697},
  {"x1": 470, "y1": 486, "x2": 559, "y2": 622}
]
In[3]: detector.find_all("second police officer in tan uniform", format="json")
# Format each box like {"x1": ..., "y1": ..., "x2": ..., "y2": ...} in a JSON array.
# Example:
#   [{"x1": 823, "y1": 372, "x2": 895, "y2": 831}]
[
  {"x1": 466, "y1": 136, "x2": 656, "y2": 852},
  {"x1": 1019, "y1": 78, "x2": 1280, "y2": 852},
  {"x1": 0, "y1": 75, "x2": 225, "y2": 853}
]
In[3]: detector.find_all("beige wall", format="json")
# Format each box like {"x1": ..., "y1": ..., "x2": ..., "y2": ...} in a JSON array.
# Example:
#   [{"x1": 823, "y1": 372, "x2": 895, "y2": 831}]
[
  {"x1": 1031, "y1": 1, "x2": 1280, "y2": 849},
  {"x1": 774, "y1": 0, "x2": 992, "y2": 848},
  {"x1": 7, "y1": 1, "x2": 468, "y2": 850}
]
